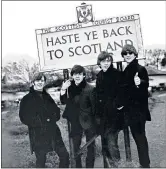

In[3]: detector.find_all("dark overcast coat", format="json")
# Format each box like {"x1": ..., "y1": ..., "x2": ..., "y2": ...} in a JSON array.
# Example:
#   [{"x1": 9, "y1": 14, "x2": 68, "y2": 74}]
[
  {"x1": 95, "y1": 66, "x2": 124, "y2": 131},
  {"x1": 19, "y1": 87, "x2": 61, "y2": 153},
  {"x1": 60, "y1": 79, "x2": 96, "y2": 136},
  {"x1": 118, "y1": 59, "x2": 151, "y2": 132}
]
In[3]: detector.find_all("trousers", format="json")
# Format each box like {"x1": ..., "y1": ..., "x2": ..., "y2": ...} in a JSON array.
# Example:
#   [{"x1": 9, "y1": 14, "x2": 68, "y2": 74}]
[
  {"x1": 101, "y1": 122, "x2": 150, "y2": 168},
  {"x1": 34, "y1": 137, "x2": 69, "y2": 168},
  {"x1": 72, "y1": 129, "x2": 96, "y2": 168},
  {"x1": 101, "y1": 129, "x2": 120, "y2": 168},
  {"x1": 130, "y1": 122, "x2": 150, "y2": 168}
]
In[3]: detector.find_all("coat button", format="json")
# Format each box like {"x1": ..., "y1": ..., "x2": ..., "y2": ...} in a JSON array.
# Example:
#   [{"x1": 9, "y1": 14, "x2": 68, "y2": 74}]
[
  {"x1": 99, "y1": 100, "x2": 102, "y2": 102},
  {"x1": 47, "y1": 118, "x2": 50, "y2": 122}
]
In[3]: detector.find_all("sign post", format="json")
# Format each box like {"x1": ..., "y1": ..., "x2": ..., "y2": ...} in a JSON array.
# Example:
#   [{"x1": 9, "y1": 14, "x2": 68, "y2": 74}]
[
  {"x1": 116, "y1": 61, "x2": 132, "y2": 162},
  {"x1": 67, "y1": 120, "x2": 76, "y2": 168},
  {"x1": 123, "y1": 125, "x2": 132, "y2": 161},
  {"x1": 63, "y1": 69, "x2": 76, "y2": 168}
]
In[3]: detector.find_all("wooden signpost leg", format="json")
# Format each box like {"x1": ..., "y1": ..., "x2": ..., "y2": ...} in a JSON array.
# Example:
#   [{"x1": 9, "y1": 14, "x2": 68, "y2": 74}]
[
  {"x1": 101, "y1": 137, "x2": 111, "y2": 168},
  {"x1": 123, "y1": 126, "x2": 132, "y2": 161},
  {"x1": 67, "y1": 120, "x2": 76, "y2": 168},
  {"x1": 63, "y1": 69, "x2": 76, "y2": 168},
  {"x1": 75, "y1": 134, "x2": 98, "y2": 158},
  {"x1": 117, "y1": 62, "x2": 132, "y2": 162}
]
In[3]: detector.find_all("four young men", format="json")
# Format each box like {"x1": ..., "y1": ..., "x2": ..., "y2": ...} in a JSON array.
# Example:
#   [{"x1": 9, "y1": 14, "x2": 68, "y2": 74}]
[{"x1": 19, "y1": 44, "x2": 151, "y2": 168}]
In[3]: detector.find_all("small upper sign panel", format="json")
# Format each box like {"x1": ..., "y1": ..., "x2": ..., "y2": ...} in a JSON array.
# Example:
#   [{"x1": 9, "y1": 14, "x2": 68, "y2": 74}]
[{"x1": 76, "y1": 3, "x2": 94, "y2": 24}]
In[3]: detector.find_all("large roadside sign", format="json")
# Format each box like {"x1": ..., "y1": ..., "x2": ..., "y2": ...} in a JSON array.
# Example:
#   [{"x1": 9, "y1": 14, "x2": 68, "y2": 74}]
[{"x1": 36, "y1": 3, "x2": 144, "y2": 71}]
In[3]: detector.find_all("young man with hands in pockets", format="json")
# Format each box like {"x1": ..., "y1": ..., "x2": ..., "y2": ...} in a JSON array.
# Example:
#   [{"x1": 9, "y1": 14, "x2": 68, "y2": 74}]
[{"x1": 19, "y1": 73, "x2": 69, "y2": 168}]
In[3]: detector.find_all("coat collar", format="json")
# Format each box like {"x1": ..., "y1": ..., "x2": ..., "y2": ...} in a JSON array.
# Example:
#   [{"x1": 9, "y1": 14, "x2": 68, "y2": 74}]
[
  {"x1": 29, "y1": 86, "x2": 48, "y2": 96},
  {"x1": 69, "y1": 78, "x2": 87, "y2": 98},
  {"x1": 97, "y1": 65, "x2": 114, "y2": 77},
  {"x1": 70, "y1": 78, "x2": 87, "y2": 89},
  {"x1": 124, "y1": 59, "x2": 138, "y2": 72}
]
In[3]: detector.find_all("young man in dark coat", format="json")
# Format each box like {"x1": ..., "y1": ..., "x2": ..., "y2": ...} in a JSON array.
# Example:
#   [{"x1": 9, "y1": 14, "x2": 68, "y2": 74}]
[
  {"x1": 119, "y1": 44, "x2": 151, "y2": 168},
  {"x1": 60, "y1": 65, "x2": 96, "y2": 168},
  {"x1": 19, "y1": 73, "x2": 69, "y2": 168},
  {"x1": 95, "y1": 51, "x2": 123, "y2": 167}
]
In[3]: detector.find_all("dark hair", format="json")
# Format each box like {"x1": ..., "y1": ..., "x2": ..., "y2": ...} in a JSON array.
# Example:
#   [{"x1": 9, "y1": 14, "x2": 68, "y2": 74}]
[
  {"x1": 97, "y1": 51, "x2": 113, "y2": 65},
  {"x1": 71, "y1": 65, "x2": 86, "y2": 76},
  {"x1": 121, "y1": 44, "x2": 138, "y2": 58},
  {"x1": 31, "y1": 72, "x2": 47, "y2": 83}
]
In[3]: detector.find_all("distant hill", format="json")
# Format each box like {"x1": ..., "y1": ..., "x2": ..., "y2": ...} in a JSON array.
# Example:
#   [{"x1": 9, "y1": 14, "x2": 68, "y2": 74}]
[{"x1": 2, "y1": 54, "x2": 38, "y2": 67}]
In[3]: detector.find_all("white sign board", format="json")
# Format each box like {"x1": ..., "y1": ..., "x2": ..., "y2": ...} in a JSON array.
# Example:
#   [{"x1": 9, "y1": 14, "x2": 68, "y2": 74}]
[{"x1": 36, "y1": 14, "x2": 144, "y2": 71}]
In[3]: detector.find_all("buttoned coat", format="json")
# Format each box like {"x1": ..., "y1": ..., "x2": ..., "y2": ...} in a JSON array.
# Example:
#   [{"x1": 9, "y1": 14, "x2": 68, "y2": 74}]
[
  {"x1": 19, "y1": 87, "x2": 61, "y2": 153},
  {"x1": 95, "y1": 66, "x2": 123, "y2": 131},
  {"x1": 118, "y1": 59, "x2": 151, "y2": 132},
  {"x1": 60, "y1": 80, "x2": 96, "y2": 136}
]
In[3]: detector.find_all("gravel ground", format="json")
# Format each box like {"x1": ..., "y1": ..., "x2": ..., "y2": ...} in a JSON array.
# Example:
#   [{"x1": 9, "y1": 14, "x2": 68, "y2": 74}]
[{"x1": 1, "y1": 91, "x2": 166, "y2": 168}]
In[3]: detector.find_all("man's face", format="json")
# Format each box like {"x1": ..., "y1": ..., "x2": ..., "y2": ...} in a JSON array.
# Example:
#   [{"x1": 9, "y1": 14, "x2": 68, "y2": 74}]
[
  {"x1": 100, "y1": 57, "x2": 112, "y2": 72},
  {"x1": 33, "y1": 76, "x2": 45, "y2": 91},
  {"x1": 72, "y1": 72, "x2": 85, "y2": 85},
  {"x1": 123, "y1": 51, "x2": 136, "y2": 63}
]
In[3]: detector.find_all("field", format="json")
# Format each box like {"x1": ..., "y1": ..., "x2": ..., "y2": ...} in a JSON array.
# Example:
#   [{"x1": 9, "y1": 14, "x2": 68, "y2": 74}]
[{"x1": 1, "y1": 91, "x2": 166, "y2": 168}]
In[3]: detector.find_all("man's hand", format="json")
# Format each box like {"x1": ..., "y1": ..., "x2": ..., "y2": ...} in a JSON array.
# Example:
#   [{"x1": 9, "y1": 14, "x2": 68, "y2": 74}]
[
  {"x1": 134, "y1": 72, "x2": 141, "y2": 87},
  {"x1": 60, "y1": 80, "x2": 71, "y2": 95},
  {"x1": 117, "y1": 106, "x2": 124, "y2": 110},
  {"x1": 61, "y1": 80, "x2": 71, "y2": 90}
]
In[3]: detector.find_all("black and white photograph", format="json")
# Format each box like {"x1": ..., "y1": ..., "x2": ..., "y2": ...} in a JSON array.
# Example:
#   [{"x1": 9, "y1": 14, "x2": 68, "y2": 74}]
[{"x1": 1, "y1": 1, "x2": 166, "y2": 168}]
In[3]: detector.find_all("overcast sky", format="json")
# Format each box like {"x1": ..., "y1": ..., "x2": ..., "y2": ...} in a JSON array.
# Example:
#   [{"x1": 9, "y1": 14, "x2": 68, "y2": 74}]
[{"x1": 2, "y1": 1, "x2": 165, "y2": 62}]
